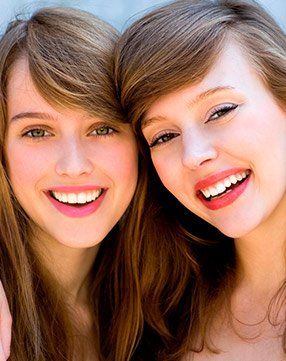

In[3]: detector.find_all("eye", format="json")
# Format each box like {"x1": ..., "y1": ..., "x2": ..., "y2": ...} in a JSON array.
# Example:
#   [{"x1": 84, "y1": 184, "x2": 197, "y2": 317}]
[
  {"x1": 149, "y1": 132, "x2": 179, "y2": 148},
  {"x1": 23, "y1": 128, "x2": 51, "y2": 138},
  {"x1": 207, "y1": 103, "x2": 238, "y2": 122},
  {"x1": 90, "y1": 125, "x2": 116, "y2": 136}
]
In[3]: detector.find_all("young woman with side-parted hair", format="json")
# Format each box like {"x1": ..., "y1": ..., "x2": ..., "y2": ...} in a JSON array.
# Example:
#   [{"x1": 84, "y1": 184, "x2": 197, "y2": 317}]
[
  {"x1": 115, "y1": 1, "x2": 286, "y2": 360},
  {"x1": 0, "y1": 7, "x2": 148, "y2": 361}
]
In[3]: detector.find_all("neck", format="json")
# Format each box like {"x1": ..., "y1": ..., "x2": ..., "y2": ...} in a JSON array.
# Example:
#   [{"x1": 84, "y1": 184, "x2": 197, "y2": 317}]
[{"x1": 31, "y1": 227, "x2": 99, "y2": 305}]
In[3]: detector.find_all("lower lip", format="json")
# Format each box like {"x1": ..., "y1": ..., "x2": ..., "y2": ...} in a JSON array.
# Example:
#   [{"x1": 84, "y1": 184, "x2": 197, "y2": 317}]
[
  {"x1": 198, "y1": 175, "x2": 251, "y2": 210},
  {"x1": 46, "y1": 191, "x2": 106, "y2": 218}
]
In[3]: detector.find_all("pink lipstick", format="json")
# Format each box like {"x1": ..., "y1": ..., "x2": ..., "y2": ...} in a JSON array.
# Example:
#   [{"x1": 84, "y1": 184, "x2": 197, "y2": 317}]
[{"x1": 46, "y1": 186, "x2": 106, "y2": 218}]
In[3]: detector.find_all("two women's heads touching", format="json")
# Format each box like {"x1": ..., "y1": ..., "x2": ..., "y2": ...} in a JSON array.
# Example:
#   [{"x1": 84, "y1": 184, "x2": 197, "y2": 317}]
[{"x1": 1, "y1": 0, "x2": 286, "y2": 360}]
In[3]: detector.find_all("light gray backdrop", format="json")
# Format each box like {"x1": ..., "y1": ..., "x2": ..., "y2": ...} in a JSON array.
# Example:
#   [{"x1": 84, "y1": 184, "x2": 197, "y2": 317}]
[{"x1": 0, "y1": 0, "x2": 285, "y2": 32}]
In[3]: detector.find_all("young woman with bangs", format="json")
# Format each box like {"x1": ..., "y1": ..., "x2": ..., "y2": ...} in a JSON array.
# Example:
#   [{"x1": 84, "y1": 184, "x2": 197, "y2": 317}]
[
  {"x1": 115, "y1": 0, "x2": 286, "y2": 360},
  {"x1": 0, "y1": 7, "x2": 149, "y2": 361}
]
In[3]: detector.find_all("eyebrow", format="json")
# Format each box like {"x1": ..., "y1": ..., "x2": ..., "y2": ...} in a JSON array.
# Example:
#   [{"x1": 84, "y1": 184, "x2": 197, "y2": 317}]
[
  {"x1": 142, "y1": 85, "x2": 235, "y2": 129},
  {"x1": 188, "y1": 86, "x2": 235, "y2": 107},
  {"x1": 9, "y1": 111, "x2": 122, "y2": 129},
  {"x1": 10, "y1": 112, "x2": 55, "y2": 123}
]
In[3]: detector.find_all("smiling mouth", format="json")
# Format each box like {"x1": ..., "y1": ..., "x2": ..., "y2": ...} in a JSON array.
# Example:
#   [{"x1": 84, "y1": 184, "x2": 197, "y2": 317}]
[
  {"x1": 199, "y1": 170, "x2": 251, "y2": 201},
  {"x1": 49, "y1": 189, "x2": 104, "y2": 207}
]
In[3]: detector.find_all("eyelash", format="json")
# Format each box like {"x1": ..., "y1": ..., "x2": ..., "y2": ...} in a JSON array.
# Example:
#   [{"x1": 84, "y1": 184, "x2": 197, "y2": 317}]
[
  {"x1": 207, "y1": 103, "x2": 238, "y2": 122},
  {"x1": 22, "y1": 125, "x2": 117, "y2": 139},
  {"x1": 148, "y1": 103, "x2": 238, "y2": 148},
  {"x1": 89, "y1": 125, "x2": 117, "y2": 137},
  {"x1": 149, "y1": 131, "x2": 179, "y2": 148},
  {"x1": 22, "y1": 127, "x2": 52, "y2": 139}
]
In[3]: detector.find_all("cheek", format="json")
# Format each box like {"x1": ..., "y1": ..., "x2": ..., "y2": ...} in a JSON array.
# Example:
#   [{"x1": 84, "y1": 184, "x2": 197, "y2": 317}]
[
  {"x1": 151, "y1": 150, "x2": 180, "y2": 190},
  {"x1": 120, "y1": 143, "x2": 138, "y2": 178},
  {"x1": 6, "y1": 143, "x2": 50, "y2": 194},
  {"x1": 97, "y1": 140, "x2": 138, "y2": 188},
  {"x1": 221, "y1": 110, "x2": 286, "y2": 164}
]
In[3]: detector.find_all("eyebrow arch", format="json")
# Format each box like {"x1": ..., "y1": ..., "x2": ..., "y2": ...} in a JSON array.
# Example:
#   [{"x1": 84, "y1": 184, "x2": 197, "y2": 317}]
[
  {"x1": 142, "y1": 85, "x2": 235, "y2": 129},
  {"x1": 188, "y1": 86, "x2": 235, "y2": 107},
  {"x1": 141, "y1": 115, "x2": 167, "y2": 130},
  {"x1": 10, "y1": 112, "x2": 55, "y2": 123}
]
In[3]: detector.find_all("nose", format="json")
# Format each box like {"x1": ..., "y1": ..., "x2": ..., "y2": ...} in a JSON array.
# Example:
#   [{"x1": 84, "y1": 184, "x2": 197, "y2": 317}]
[
  {"x1": 55, "y1": 138, "x2": 94, "y2": 178},
  {"x1": 181, "y1": 129, "x2": 218, "y2": 170}
]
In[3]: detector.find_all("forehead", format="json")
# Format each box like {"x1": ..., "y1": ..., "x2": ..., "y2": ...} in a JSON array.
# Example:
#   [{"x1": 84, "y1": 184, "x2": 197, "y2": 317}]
[
  {"x1": 145, "y1": 40, "x2": 262, "y2": 117},
  {"x1": 8, "y1": 57, "x2": 38, "y2": 99},
  {"x1": 6, "y1": 59, "x2": 122, "y2": 127},
  {"x1": 7, "y1": 58, "x2": 53, "y2": 119},
  {"x1": 7, "y1": 58, "x2": 89, "y2": 121},
  {"x1": 198, "y1": 40, "x2": 255, "y2": 88}
]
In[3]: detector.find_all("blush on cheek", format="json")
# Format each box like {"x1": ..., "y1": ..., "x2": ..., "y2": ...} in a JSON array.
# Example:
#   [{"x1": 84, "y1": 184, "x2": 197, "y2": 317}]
[
  {"x1": 6, "y1": 147, "x2": 47, "y2": 192},
  {"x1": 110, "y1": 143, "x2": 138, "y2": 180},
  {"x1": 10, "y1": 162, "x2": 32, "y2": 179},
  {"x1": 152, "y1": 160, "x2": 171, "y2": 188}
]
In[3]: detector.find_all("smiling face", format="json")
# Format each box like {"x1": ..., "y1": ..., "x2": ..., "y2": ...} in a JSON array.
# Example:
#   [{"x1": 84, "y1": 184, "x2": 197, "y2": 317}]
[
  {"x1": 142, "y1": 41, "x2": 286, "y2": 238},
  {"x1": 6, "y1": 58, "x2": 138, "y2": 248}
]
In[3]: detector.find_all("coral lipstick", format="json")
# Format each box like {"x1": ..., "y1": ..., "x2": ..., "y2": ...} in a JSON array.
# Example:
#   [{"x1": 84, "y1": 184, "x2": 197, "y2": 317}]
[
  {"x1": 195, "y1": 168, "x2": 245, "y2": 192},
  {"x1": 195, "y1": 168, "x2": 251, "y2": 210}
]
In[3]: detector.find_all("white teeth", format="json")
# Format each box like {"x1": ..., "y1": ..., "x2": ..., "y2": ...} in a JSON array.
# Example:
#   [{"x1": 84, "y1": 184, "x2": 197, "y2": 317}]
[
  {"x1": 77, "y1": 193, "x2": 87, "y2": 204},
  {"x1": 209, "y1": 186, "x2": 218, "y2": 197},
  {"x1": 202, "y1": 189, "x2": 211, "y2": 198},
  {"x1": 92, "y1": 190, "x2": 101, "y2": 199},
  {"x1": 200, "y1": 170, "x2": 250, "y2": 199},
  {"x1": 52, "y1": 189, "x2": 102, "y2": 204},
  {"x1": 216, "y1": 183, "x2": 226, "y2": 194},
  {"x1": 86, "y1": 192, "x2": 93, "y2": 203},
  {"x1": 229, "y1": 175, "x2": 237, "y2": 184},
  {"x1": 68, "y1": 193, "x2": 77, "y2": 204},
  {"x1": 224, "y1": 178, "x2": 232, "y2": 188},
  {"x1": 61, "y1": 193, "x2": 68, "y2": 203}
]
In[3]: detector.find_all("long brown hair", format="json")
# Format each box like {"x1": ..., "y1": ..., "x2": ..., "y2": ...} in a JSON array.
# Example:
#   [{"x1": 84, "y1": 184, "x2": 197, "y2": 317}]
[
  {"x1": 114, "y1": 0, "x2": 286, "y2": 360},
  {"x1": 0, "y1": 7, "x2": 145, "y2": 361}
]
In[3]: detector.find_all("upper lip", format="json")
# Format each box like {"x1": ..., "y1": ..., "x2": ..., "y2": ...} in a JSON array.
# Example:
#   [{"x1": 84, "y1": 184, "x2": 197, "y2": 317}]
[
  {"x1": 195, "y1": 168, "x2": 249, "y2": 192},
  {"x1": 47, "y1": 185, "x2": 104, "y2": 193}
]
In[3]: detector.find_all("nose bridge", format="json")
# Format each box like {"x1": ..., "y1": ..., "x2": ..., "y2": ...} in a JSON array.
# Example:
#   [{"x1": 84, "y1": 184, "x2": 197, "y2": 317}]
[
  {"x1": 182, "y1": 126, "x2": 217, "y2": 169},
  {"x1": 56, "y1": 135, "x2": 93, "y2": 177}
]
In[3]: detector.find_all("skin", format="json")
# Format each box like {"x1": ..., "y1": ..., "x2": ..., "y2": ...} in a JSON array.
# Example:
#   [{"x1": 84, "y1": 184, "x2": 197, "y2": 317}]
[
  {"x1": 3, "y1": 57, "x2": 138, "y2": 359},
  {"x1": 1, "y1": 40, "x2": 285, "y2": 360},
  {"x1": 143, "y1": 41, "x2": 286, "y2": 360}
]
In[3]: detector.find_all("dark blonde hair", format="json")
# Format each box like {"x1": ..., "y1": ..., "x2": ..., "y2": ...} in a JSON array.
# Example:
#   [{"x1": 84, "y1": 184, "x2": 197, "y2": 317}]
[
  {"x1": 114, "y1": 0, "x2": 286, "y2": 360},
  {"x1": 0, "y1": 7, "x2": 144, "y2": 361}
]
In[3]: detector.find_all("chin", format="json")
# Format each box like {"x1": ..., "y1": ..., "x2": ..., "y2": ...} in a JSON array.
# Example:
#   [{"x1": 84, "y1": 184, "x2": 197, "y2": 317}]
[
  {"x1": 211, "y1": 218, "x2": 259, "y2": 239},
  {"x1": 51, "y1": 230, "x2": 106, "y2": 249},
  {"x1": 215, "y1": 226, "x2": 246, "y2": 239}
]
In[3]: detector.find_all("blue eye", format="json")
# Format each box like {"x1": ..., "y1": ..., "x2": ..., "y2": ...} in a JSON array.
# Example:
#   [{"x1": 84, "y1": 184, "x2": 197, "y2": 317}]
[
  {"x1": 24, "y1": 128, "x2": 51, "y2": 138},
  {"x1": 149, "y1": 132, "x2": 179, "y2": 148},
  {"x1": 208, "y1": 104, "x2": 238, "y2": 122}
]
